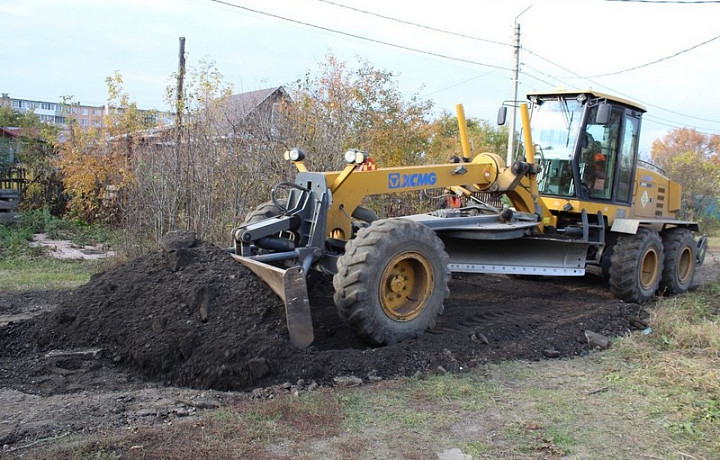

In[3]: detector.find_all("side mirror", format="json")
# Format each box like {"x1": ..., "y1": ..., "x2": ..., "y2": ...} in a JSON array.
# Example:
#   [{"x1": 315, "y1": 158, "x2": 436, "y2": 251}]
[
  {"x1": 596, "y1": 102, "x2": 611, "y2": 125},
  {"x1": 497, "y1": 106, "x2": 508, "y2": 126}
]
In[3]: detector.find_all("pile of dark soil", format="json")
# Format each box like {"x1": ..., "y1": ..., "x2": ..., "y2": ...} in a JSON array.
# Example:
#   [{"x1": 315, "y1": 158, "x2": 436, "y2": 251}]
[{"x1": 1, "y1": 234, "x2": 644, "y2": 392}]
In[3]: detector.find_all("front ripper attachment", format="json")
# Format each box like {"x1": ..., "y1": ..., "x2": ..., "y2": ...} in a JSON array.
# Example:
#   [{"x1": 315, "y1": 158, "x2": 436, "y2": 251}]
[{"x1": 231, "y1": 255, "x2": 314, "y2": 349}]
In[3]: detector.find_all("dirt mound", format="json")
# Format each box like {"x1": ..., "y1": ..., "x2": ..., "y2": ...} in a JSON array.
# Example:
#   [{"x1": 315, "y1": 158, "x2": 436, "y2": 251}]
[{"x1": 1, "y1": 234, "x2": 648, "y2": 392}]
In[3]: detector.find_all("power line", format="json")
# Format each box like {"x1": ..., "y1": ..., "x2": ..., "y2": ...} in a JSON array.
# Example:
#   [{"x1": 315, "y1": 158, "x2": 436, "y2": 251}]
[
  {"x1": 318, "y1": 0, "x2": 717, "y2": 82},
  {"x1": 313, "y1": 0, "x2": 720, "y2": 127},
  {"x1": 643, "y1": 115, "x2": 719, "y2": 136},
  {"x1": 316, "y1": 0, "x2": 512, "y2": 48},
  {"x1": 563, "y1": 33, "x2": 720, "y2": 78},
  {"x1": 603, "y1": 0, "x2": 720, "y2": 4},
  {"x1": 423, "y1": 69, "x2": 502, "y2": 97},
  {"x1": 523, "y1": 48, "x2": 720, "y2": 126},
  {"x1": 205, "y1": 0, "x2": 512, "y2": 71},
  {"x1": 519, "y1": 69, "x2": 559, "y2": 89},
  {"x1": 522, "y1": 63, "x2": 576, "y2": 90},
  {"x1": 204, "y1": 0, "x2": 718, "y2": 131}
]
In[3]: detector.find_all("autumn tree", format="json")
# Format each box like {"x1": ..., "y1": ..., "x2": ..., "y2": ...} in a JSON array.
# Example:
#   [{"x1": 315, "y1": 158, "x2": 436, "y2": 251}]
[
  {"x1": 278, "y1": 53, "x2": 434, "y2": 170},
  {"x1": 56, "y1": 72, "x2": 147, "y2": 224},
  {"x1": 276, "y1": 53, "x2": 438, "y2": 216},
  {"x1": 425, "y1": 112, "x2": 508, "y2": 163},
  {"x1": 651, "y1": 127, "x2": 720, "y2": 221}
]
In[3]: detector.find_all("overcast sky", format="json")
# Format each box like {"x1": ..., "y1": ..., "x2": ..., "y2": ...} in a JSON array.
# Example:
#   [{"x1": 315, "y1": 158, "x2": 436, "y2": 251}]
[{"x1": 1, "y1": 0, "x2": 719, "y2": 155}]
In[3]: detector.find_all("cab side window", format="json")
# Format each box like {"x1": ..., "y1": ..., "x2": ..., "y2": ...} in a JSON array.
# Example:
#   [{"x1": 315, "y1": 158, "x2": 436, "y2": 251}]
[{"x1": 616, "y1": 115, "x2": 639, "y2": 203}]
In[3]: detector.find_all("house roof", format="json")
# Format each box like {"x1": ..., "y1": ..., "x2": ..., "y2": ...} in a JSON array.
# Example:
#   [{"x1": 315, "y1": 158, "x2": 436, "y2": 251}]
[
  {"x1": 223, "y1": 86, "x2": 287, "y2": 121},
  {"x1": 107, "y1": 86, "x2": 287, "y2": 143},
  {"x1": 0, "y1": 127, "x2": 21, "y2": 138}
]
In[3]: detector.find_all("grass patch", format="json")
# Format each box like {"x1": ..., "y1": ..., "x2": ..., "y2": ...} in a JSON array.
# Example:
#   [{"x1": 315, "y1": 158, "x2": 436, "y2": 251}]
[
  {"x1": 606, "y1": 282, "x2": 720, "y2": 453},
  {"x1": 1, "y1": 209, "x2": 117, "y2": 291},
  {"x1": 0, "y1": 256, "x2": 109, "y2": 291}
]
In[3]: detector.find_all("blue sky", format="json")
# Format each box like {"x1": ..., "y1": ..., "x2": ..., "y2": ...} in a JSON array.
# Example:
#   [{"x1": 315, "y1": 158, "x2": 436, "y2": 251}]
[{"x1": 1, "y1": 0, "x2": 719, "y2": 155}]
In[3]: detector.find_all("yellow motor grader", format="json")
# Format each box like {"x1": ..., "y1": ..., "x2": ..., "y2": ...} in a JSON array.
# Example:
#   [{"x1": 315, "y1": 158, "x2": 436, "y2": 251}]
[{"x1": 230, "y1": 90, "x2": 708, "y2": 349}]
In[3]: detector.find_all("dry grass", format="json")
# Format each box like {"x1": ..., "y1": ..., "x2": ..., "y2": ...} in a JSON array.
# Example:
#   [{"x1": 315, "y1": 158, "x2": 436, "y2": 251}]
[{"x1": 606, "y1": 283, "x2": 720, "y2": 450}]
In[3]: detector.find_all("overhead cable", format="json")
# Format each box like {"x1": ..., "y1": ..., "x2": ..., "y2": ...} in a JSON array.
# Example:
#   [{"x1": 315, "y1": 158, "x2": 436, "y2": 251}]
[
  {"x1": 603, "y1": 0, "x2": 720, "y2": 4},
  {"x1": 524, "y1": 49, "x2": 720, "y2": 126},
  {"x1": 316, "y1": 0, "x2": 512, "y2": 47},
  {"x1": 553, "y1": 33, "x2": 720, "y2": 78},
  {"x1": 314, "y1": 0, "x2": 719, "y2": 125},
  {"x1": 204, "y1": 0, "x2": 718, "y2": 129},
  {"x1": 206, "y1": 0, "x2": 512, "y2": 71}
]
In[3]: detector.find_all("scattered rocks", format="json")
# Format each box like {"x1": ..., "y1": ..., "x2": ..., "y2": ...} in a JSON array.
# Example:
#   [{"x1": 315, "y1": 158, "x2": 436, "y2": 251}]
[
  {"x1": 438, "y1": 447, "x2": 472, "y2": 460},
  {"x1": 629, "y1": 316, "x2": 649, "y2": 330},
  {"x1": 584, "y1": 330, "x2": 611, "y2": 350},
  {"x1": 159, "y1": 231, "x2": 197, "y2": 252},
  {"x1": 542, "y1": 348, "x2": 561, "y2": 358},
  {"x1": 470, "y1": 331, "x2": 490, "y2": 345},
  {"x1": 442, "y1": 348, "x2": 462, "y2": 373},
  {"x1": 333, "y1": 375, "x2": 363, "y2": 387},
  {"x1": 250, "y1": 379, "x2": 322, "y2": 399}
]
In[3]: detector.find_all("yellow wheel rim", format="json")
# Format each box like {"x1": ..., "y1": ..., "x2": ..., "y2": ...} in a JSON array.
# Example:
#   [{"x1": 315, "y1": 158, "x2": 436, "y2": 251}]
[
  {"x1": 639, "y1": 247, "x2": 659, "y2": 290},
  {"x1": 379, "y1": 252, "x2": 433, "y2": 321},
  {"x1": 677, "y1": 246, "x2": 694, "y2": 284}
]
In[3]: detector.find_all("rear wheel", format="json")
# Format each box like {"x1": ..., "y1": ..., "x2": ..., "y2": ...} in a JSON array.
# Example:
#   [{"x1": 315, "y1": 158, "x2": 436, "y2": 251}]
[
  {"x1": 333, "y1": 218, "x2": 450, "y2": 345},
  {"x1": 660, "y1": 228, "x2": 696, "y2": 295},
  {"x1": 609, "y1": 228, "x2": 663, "y2": 303}
]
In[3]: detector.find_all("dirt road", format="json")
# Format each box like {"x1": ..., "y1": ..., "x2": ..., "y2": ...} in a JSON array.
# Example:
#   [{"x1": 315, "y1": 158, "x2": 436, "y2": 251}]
[{"x1": 1, "y1": 240, "x2": 717, "y2": 452}]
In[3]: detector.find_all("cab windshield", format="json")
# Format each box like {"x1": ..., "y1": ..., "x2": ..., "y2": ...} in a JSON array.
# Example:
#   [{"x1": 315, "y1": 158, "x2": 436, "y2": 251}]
[{"x1": 529, "y1": 97, "x2": 585, "y2": 198}]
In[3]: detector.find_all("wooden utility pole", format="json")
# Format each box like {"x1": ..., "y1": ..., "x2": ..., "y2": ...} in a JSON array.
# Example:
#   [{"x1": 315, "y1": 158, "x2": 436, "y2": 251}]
[
  {"x1": 174, "y1": 37, "x2": 186, "y2": 231},
  {"x1": 176, "y1": 37, "x2": 186, "y2": 130}
]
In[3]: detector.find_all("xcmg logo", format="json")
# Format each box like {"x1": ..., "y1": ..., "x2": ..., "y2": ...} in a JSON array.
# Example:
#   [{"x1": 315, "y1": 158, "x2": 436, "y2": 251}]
[{"x1": 388, "y1": 172, "x2": 437, "y2": 189}]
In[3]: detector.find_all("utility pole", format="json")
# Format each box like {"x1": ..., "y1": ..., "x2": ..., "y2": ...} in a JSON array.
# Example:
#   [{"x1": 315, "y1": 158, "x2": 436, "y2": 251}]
[
  {"x1": 506, "y1": 6, "x2": 531, "y2": 166},
  {"x1": 176, "y1": 37, "x2": 186, "y2": 130},
  {"x1": 175, "y1": 37, "x2": 186, "y2": 231}
]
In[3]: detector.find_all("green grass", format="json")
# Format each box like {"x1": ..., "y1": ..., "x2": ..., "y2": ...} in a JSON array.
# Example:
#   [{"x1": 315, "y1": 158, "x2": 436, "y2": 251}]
[
  {"x1": 0, "y1": 256, "x2": 108, "y2": 291},
  {"x1": 0, "y1": 209, "x2": 116, "y2": 291}
]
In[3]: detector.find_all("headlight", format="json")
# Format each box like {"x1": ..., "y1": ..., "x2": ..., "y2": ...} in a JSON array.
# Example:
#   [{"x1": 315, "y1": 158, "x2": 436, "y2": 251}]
[
  {"x1": 344, "y1": 149, "x2": 367, "y2": 164},
  {"x1": 284, "y1": 148, "x2": 305, "y2": 162}
]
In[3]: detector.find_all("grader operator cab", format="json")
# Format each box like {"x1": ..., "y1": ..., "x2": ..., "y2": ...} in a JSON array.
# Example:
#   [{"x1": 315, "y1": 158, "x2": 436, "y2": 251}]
[{"x1": 230, "y1": 90, "x2": 708, "y2": 349}]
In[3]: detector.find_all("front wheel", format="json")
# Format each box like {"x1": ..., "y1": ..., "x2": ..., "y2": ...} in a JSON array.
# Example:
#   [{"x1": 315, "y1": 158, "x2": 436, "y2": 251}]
[
  {"x1": 609, "y1": 228, "x2": 663, "y2": 303},
  {"x1": 660, "y1": 228, "x2": 696, "y2": 295},
  {"x1": 333, "y1": 218, "x2": 450, "y2": 345}
]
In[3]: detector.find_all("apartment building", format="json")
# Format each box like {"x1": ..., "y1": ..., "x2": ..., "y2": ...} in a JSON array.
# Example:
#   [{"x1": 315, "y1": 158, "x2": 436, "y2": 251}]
[
  {"x1": 1, "y1": 93, "x2": 171, "y2": 130},
  {"x1": 1, "y1": 93, "x2": 104, "y2": 129}
]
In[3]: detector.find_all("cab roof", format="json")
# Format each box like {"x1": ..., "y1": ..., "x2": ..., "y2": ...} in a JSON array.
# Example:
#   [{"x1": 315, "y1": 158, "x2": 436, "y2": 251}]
[{"x1": 526, "y1": 89, "x2": 646, "y2": 113}]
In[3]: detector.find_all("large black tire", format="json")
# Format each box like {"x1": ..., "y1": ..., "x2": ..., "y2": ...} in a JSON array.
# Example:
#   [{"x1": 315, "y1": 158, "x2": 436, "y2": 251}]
[
  {"x1": 660, "y1": 228, "x2": 696, "y2": 295},
  {"x1": 242, "y1": 200, "x2": 287, "y2": 225},
  {"x1": 333, "y1": 218, "x2": 450, "y2": 346},
  {"x1": 241, "y1": 199, "x2": 297, "y2": 251},
  {"x1": 600, "y1": 234, "x2": 617, "y2": 280},
  {"x1": 609, "y1": 228, "x2": 664, "y2": 303},
  {"x1": 351, "y1": 206, "x2": 378, "y2": 223}
]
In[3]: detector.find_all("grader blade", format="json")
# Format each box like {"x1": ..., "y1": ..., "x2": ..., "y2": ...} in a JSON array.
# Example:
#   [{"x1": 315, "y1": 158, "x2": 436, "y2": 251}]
[{"x1": 231, "y1": 255, "x2": 314, "y2": 349}]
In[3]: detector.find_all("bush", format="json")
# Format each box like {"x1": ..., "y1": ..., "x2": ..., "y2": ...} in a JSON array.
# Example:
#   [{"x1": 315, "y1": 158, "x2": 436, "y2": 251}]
[
  {"x1": 0, "y1": 223, "x2": 40, "y2": 258},
  {"x1": 18, "y1": 207, "x2": 68, "y2": 235}
]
